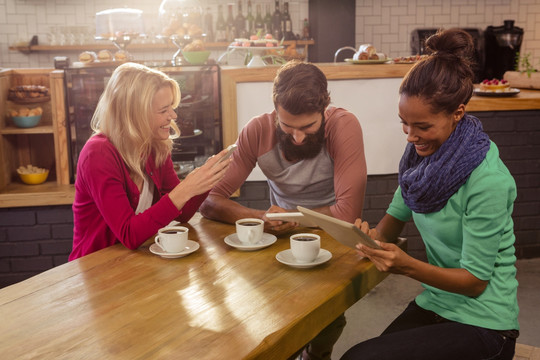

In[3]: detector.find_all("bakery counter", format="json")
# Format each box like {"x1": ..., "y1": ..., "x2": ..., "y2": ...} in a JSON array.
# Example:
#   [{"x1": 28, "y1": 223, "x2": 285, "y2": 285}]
[{"x1": 467, "y1": 87, "x2": 540, "y2": 111}]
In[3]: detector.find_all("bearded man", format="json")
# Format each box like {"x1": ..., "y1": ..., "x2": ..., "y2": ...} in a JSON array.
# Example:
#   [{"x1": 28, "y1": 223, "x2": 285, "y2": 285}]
[
  {"x1": 200, "y1": 61, "x2": 367, "y2": 360},
  {"x1": 201, "y1": 61, "x2": 367, "y2": 230}
]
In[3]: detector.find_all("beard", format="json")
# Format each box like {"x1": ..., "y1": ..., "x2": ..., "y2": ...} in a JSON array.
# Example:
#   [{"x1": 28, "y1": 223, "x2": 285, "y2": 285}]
[{"x1": 276, "y1": 118, "x2": 326, "y2": 162}]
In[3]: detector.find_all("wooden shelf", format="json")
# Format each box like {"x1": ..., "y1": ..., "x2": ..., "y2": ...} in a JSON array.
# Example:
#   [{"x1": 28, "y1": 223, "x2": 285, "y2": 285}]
[
  {"x1": 0, "y1": 182, "x2": 74, "y2": 207},
  {"x1": 0, "y1": 124, "x2": 54, "y2": 135},
  {"x1": 9, "y1": 40, "x2": 315, "y2": 54}
]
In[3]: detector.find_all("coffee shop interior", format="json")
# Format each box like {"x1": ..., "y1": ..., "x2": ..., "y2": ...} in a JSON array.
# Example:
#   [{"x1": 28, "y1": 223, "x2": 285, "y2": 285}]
[{"x1": 1, "y1": 0, "x2": 540, "y2": 358}]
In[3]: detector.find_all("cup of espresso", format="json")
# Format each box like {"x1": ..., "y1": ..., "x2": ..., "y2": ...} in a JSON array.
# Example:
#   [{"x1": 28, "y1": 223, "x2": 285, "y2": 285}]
[
  {"x1": 235, "y1": 218, "x2": 264, "y2": 244},
  {"x1": 290, "y1": 233, "x2": 321, "y2": 263},
  {"x1": 156, "y1": 226, "x2": 189, "y2": 253}
]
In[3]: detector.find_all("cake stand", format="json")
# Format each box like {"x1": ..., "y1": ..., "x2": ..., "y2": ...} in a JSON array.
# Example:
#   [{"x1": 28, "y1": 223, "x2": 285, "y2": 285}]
[
  {"x1": 226, "y1": 46, "x2": 284, "y2": 68},
  {"x1": 95, "y1": 33, "x2": 144, "y2": 58},
  {"x1": 156, "y1": 34, "x2": 190, "y2": 66}
]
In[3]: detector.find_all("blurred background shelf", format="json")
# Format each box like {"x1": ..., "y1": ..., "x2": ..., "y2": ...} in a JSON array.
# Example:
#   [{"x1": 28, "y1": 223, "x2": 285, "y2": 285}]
[{"x1": 9, "y1": 40, "x2": 314, "y2": 54}]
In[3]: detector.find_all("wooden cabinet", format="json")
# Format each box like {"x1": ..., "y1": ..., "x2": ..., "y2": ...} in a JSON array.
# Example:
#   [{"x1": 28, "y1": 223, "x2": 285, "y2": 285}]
[{"x1": 0, "y1": 69, "x2": 73, "y2": 207}]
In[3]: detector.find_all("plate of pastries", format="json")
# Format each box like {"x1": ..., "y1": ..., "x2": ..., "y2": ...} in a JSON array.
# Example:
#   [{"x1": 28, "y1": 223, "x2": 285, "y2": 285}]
[
  {"x1": 474, "y1": 78, "x2": 520, "y2": 97},
  {"x1": 76, "y1": 49, "x2": 129, "y2": 66},
  {"x1": 8, "y1": 85, "x2": 50, "y2": 104},
  {"x1": 345, "y1": 44, "x2": 390, "y2": 64}
]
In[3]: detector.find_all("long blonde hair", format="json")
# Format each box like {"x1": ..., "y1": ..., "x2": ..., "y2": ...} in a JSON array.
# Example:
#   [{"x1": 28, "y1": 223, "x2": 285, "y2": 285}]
[{"x1": 91, "y1": 62, "x2": 181, "y2": 182}]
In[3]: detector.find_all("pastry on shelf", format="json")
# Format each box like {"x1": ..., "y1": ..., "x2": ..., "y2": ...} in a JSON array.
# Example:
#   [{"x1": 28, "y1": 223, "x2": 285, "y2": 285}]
[
  {"x1": 114, "y1": 50, "x2": 129, "y2": 62},
  {"x1": 8, "y1": 85, "x2": 50, "y2": 103},
  {"x1": 97, "y1": 49, "x2": 113, "y2": 62},
  {"x1": 79, "y1": 51, "x2": 97, "y2": 64}
]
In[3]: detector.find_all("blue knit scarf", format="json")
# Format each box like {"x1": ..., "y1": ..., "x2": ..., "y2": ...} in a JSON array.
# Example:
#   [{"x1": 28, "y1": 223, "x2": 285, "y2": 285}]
[{"x1": 398, "y1": 114, "x2": 490, "y2": 213}]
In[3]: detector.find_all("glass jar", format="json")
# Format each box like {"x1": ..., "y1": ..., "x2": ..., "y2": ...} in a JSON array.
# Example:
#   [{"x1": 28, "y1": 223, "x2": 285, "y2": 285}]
[{"x1": 158, "y1": 0, "x2": 204, "y2": 40}]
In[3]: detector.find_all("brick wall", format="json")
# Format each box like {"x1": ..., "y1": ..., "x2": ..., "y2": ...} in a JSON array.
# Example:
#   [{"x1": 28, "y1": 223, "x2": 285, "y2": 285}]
[
  {"x1": 1, "y1": 110, "x2": 539, "y2": 289},
  {"x1": 0, "y1": 205, "x2": 73, "y2": 288}
]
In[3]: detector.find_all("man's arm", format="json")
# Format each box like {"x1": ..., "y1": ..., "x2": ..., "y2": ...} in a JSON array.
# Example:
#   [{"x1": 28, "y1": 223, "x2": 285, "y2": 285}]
[
  {"x1": 327, "y1": 109, "x2": 368, "y2": 222},
  {"x1": 199, "y1": 193, "x2": 266, "y2": 223},
  {"x1": 199, "y1": 113, "x2": 274, "y2": 224}
]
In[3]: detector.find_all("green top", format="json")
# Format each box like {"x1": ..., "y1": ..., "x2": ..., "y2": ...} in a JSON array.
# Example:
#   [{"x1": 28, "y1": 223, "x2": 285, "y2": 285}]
[{"x1": 387, "y1": 141, "x2": 519, "y2": 331}]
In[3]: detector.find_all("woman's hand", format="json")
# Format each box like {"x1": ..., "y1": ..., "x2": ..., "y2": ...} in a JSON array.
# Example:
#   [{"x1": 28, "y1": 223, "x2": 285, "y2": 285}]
[
  {"x1": 353, "y1": 218, "x2": 380, "y2": 241},
  {"x1": 353, "y1": 217, "x2": 412, "y2": 274},
  {"x1": 169, "y1": 149, "x2": 232, "y2": 209},
  {"x1": 356, "y1": 241, "x2": 412, "y2": 274}
]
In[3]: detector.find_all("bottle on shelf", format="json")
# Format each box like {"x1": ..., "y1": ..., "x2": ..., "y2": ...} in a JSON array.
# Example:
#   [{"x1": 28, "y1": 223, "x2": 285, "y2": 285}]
[
  {"x1": 302, "y1": 18, "x2": 310, "y2": 40},
  {"x1": 281, "y1": 2, "x2": 295, "y2": 40},
  {"x1": 272, "y1": 0, "x2": 282, "y2": 40},
  {"x1": 235, "y1": 0, "x2": 247, "y2": 38},
  {"x1": 264, "y1": 4, "x2": 273, "y2": 35},
  {"x1": 215, "y1": 4, "x2": 227, "y2": 42},
  {"x1": 226, "y1": 3, "x2": 236, "y2": 42},
  {"x1": 254, "y1": 4, "x2": 265, "y2": 35},
  {"x1": 204, "y1": 7, "x2": 214, "y2": 42},
  {"x1": 246, "y1": 0, "x2": 255, "y2": 36}
]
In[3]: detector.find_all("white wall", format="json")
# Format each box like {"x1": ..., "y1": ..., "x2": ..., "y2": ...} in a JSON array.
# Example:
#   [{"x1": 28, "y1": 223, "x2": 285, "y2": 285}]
[{"x1": 236, "y1": 77, "x2": 406, "y2": 180}]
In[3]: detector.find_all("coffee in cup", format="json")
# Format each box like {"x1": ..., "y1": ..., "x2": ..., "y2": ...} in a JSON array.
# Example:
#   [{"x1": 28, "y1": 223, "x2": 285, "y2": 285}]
[
  {"x1": 235, "y1": 218, "x2": 264, "y2": 244},
  {"x1": 290, "y1": 233, "x2": 321, "y2": 263},
  {"x1": 156, "y1": 226, "x2": 189, "y2": 253}
]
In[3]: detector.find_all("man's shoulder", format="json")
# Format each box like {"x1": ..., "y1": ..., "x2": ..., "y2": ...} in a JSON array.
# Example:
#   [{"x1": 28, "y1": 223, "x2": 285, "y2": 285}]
[
  {"x1": 325, "y1": 107, "x2": 361, "y2": 133},
  {"x1": 244, "y1": 111, "x2": 275, "y2": 131}
]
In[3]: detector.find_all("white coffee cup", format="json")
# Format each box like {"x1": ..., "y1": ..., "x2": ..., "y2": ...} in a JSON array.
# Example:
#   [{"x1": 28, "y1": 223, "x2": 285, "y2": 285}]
[
  {"x1": 290, "y1": 233, "x2": 321, "y2": 263},
  {"x1": 235, "y1": 218, "x2": 264, "y2": 244},
  {"x1": 156, "y1": 226, "x2": 189, "y2": 253}
]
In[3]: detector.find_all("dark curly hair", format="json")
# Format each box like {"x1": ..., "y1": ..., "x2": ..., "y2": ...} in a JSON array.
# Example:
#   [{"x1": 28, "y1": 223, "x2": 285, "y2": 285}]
[
  {"x1": 400, "y1": 28, "x2": 476, "y2": 114},
  {"x1": 273, "y1": 60, "x2": 331, "y2": 115}
]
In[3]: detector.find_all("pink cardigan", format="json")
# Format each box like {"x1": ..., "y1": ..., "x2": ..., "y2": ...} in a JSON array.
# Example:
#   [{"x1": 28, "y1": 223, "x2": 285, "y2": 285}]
[{"x1": 70, "y1": 134, "x2": 207, "y2": 260}]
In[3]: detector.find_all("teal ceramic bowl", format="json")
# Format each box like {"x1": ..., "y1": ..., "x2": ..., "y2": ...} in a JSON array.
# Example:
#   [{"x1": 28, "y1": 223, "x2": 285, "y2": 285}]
[
  {"x1": 12, "y1": 115, "x2": 41, "y2": 128},
  {"x1": 182, "y1": 50, "x2": 211, "y2": 65}
]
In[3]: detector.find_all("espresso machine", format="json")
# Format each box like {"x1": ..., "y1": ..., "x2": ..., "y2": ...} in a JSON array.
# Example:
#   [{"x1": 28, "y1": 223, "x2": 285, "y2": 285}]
[{"x1": 483, "y1": 20, "x2": 524, "y2": 80}]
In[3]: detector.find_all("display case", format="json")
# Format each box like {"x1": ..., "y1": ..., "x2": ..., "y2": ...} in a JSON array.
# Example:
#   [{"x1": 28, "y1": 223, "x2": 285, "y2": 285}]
[
  {"x1": 0, "y1": 69, "x2": 72, "y2": 207},
  {"x1": 63, "y1": 64, "x2": 221, "y2": 181}
]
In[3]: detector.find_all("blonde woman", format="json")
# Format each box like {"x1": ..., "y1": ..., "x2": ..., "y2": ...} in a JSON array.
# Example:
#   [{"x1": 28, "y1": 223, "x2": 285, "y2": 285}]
[{"x1": 70, "y1": 63, "x2": 230, "y2": 260}]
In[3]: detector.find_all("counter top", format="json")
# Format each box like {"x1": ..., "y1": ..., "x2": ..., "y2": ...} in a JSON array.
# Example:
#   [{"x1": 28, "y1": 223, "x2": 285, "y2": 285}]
[
  {"x1": 221, "y1": 63, "x2": 540, "y2": 111},
  {"x1": 467, "y1": 87, "x2": 540, "y2": 111}
]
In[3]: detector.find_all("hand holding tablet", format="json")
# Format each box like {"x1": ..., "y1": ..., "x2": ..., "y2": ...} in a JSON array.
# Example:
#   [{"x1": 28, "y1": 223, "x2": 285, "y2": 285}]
[
  {"x1": 296, "y1": 206, "x2": 381, "y2": 249},
  {"x1": 265, "y1": 212, "x2": 317, "y2": 227}
]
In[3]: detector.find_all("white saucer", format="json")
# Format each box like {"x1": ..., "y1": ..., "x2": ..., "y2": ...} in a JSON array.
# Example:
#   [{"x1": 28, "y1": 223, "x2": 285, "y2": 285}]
[
  {"x1": 149, "y1": 240, "x2": 199, "y2": 259},
  {"x1": 224, "y1": 233, "x2": 277, "y2": 251},
  {"x1": 275, "y1": 249, "x2": 332, "y2": 268}
]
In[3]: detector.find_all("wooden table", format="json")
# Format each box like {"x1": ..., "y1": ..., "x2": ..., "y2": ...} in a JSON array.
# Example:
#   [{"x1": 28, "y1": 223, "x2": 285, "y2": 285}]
[{"x1": 0, "y1": 214, "x2": 395, "y2": 360}]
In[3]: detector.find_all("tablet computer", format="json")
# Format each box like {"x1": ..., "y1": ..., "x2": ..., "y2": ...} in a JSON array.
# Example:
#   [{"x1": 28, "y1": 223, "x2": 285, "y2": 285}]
[
  {"x1": 265, "y1": 212, "x2": 317, "y2": 227},
  {"x1": 297, "y1": 206, "x2": 381, "y2": 249}
]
